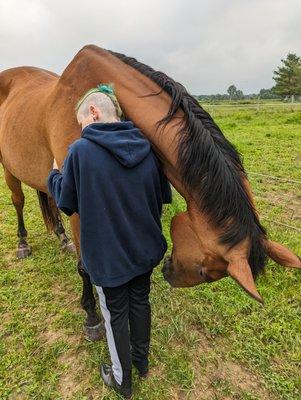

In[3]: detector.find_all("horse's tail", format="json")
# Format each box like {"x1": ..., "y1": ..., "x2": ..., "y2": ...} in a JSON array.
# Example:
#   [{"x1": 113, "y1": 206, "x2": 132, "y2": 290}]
[{"x1": 36, "y1": 190, "x2": 56, "y2": 233}]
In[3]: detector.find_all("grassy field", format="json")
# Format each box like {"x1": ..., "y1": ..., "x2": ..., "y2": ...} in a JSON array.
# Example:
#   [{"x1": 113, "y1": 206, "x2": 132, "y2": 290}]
[{"x1": 0, "y1": 104, "x2": 300, "y2": 400}]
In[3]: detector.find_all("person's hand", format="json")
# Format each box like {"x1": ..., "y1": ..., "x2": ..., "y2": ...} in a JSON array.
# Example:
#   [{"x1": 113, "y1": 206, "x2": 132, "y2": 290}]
[{"x1": 53, "y1": 159, "x2": 59, "y2": 170}]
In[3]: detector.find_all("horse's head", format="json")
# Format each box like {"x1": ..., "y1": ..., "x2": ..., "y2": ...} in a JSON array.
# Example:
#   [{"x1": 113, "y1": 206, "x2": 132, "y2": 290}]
[
  {"x1": 163, "y1": 209, "x2": 301, "y2": 302},
  {"x1": 78, "y1": 47, "x2": 300, "y2": 303}
]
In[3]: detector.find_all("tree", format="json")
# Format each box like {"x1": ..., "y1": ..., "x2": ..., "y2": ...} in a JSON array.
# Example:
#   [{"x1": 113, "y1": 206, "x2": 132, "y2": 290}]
[
  {"x1": 273, "y1": 53, "x2": 301, "y2": 102},
  {"x1": 227, "y1": 84, "x2": 237, "y2": 100},
  {"x1": 259, "y1": 88, "x2": 273, "y2": 99},
  {"x1": 235, "y1": 89, "x2": 244, "y2": 100}
]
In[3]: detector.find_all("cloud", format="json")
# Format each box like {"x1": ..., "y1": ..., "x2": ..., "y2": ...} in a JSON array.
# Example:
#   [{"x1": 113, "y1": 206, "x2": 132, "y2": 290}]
[{"x1": 0, "y1": 0, "x2": 300, "y2": 93}]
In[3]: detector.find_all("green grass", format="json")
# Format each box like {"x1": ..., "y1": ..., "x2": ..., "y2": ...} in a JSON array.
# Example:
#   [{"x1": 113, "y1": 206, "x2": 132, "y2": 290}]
[{"x1": 0, "y1": 104, "x2": 300, "y2": 399}]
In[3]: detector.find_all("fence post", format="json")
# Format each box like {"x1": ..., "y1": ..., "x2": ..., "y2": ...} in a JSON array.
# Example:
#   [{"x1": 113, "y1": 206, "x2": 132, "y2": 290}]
[{"x1": 256, "y1": 96, "x2": 260, "y2": 112}]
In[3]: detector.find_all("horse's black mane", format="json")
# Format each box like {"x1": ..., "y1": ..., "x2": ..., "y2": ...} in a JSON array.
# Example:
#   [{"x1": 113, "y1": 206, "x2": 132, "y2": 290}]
[{"x1": 110, "y1": 50, "x2": 267, "y2": 277}]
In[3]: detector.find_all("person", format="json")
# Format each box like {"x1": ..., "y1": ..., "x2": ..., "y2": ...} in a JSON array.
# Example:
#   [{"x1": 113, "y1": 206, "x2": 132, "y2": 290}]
[{"x1": 47, "y1": 84, "x2": 172, "y2": 399}]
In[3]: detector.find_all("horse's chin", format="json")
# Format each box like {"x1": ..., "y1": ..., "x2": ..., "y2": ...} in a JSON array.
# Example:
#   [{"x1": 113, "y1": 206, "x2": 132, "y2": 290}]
[
  {"x1": 161, "y1": 264, "x2": 180, "y2": 287},
  {"x1": 161, "y1": 268, "x2": 198, "y2": 288},
  {"x1": 162, "y1": 267, "x2": 174, "y2": 286},
  {"x1": 162, "y1": 273, "x2": 179, "y2": 287},
  {"x1": 162, "y1": 256, "x2": 206, "y2": 288}
]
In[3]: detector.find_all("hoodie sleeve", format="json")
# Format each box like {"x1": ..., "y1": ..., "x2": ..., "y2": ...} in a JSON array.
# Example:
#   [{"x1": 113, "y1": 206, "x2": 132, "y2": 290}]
[
  {"x1": 47, "y1": 150, "x2": 78, "y2": 216},
  {"x1": 160, "y1": 170, "x2": 172, "y2": 204},
  {"x1": 152, "y1": 151, "x2": 172, "y2": 204}
]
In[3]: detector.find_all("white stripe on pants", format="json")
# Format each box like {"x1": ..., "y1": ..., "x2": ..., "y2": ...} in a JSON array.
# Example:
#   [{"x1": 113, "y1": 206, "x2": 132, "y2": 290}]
[{"x1": 96, "y1": 286, "x2": 123, "y2": 385}]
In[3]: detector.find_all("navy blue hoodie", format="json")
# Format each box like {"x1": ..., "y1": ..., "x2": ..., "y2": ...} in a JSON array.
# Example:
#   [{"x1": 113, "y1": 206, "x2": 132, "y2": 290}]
[{"x1": 47, "y1": 121, "x2": 172, "y2": 287}]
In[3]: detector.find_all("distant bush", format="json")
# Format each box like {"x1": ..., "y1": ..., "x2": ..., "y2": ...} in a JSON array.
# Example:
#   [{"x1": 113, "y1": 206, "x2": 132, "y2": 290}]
[{"x1": 196, "y1": 87, "x2": 282, "y2": 102}]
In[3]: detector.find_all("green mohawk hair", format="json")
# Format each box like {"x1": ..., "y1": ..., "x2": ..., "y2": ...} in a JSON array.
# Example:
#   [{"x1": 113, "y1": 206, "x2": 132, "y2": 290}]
[{"x1": 75, "y1": 83, "x2": 123, "y2": 119}]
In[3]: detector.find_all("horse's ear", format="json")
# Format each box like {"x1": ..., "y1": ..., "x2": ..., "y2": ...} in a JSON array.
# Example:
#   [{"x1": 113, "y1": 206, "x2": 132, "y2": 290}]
[
  {"x1": 264, "y1": 240, "x2": 301, "y2": 268},
  {"x1": 227, "y1": 259, "x2": 263, "y2": 304}
]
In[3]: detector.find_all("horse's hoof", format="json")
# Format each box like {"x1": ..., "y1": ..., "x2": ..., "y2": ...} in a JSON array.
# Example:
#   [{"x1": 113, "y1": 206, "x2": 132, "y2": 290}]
[
  {"x1": 83, "y1": 322, "x2": 105, "y2": 342},
  {"x1": 61, "y1": 241, "x2": 76, "y2": 253},
  {"x1": 16, "y1": 244, "x2": 32, "y2": 259}
]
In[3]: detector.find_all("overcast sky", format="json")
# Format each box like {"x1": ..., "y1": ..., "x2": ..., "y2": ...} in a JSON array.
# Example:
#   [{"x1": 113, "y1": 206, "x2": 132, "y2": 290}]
[{"x1": 0, "y1": 0, "x2": 300, "y2": 94}]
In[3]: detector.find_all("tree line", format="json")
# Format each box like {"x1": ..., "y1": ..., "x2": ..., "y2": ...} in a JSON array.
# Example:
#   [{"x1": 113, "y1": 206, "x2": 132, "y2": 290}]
[{"x1": 197, "y1": 53, "x2": 301, "y2": 102}]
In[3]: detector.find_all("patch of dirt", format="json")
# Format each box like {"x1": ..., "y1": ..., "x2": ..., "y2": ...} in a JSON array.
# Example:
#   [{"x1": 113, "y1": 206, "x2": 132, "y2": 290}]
[
  {"x1": 57, "y1": 352, "x2": 81, "y2": 399},
  {"x1": 169, "y1": 387, "x2": 188, "y2": 399},
  {"x1": 57, "y1": 350, "x2": 100, "y2": 400},
  {"x1": 51, "y1": 281, "x2": 80, "y2": 311},
  {"x1": 186, "y1": 330, "x2": 271, "y2": 400},
  {"x1": 9, "y1": 393, "x2": 28, "y2": 400},
  {"x1": 1, "y1": 251, "x2": 19, "y2": 268},
  {"x1": 2, "y1": 311, "x2": 12, "y2": 324},
  {"x1": 148, "y1": 364, "x2": 166, "y2": 379},
  {"x1": 84, "y1": 391, "x2": 105, "y2": 400},
  {"x1": 216, "y1": 360, "x2": 270, "y2": 398},
  {"x1": 42, "y1": 328, "x2": 65, "y2": 345},
  {"x1": 189, "y1": 331, "x2": 216, "y2": 400},
  {"x1": 256, "y1": 190, "x2": 301, "y2": 221},
  {"x1": 189, "y1": 370, "x2": 215, "y2": 400},
  {"x1": 40, "y1": 328, "x2": 80, "y2": 347}
]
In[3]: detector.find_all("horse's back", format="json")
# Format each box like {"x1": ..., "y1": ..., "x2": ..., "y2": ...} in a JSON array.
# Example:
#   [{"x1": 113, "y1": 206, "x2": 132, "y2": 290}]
[{"x1": 0, "y1": 66, "x2": 58, "y2": 103}]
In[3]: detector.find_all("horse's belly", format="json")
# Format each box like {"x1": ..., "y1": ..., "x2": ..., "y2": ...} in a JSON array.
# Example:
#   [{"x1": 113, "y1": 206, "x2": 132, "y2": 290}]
[{"x1": 1, "y1": 131, "x2": 53, "y2": 192}]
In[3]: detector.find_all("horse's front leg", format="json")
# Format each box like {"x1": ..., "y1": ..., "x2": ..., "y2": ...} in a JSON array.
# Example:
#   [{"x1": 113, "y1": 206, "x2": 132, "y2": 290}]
[
  {"x1": 70, "y1": 214, "x2": 104, "y2": 341},
  {"x1": 3, "y1": 167, "x2": 32, "y2": 258},
  {"x1": 48, "y1": 197, "x2": 76, "y2": 253}
]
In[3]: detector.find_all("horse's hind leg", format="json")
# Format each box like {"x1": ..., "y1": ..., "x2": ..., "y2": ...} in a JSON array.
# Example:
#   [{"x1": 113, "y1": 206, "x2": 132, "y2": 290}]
[
  {"x1": 37, "y1": 191, "x2": 75, "y2": 253},
  {"x1": 78, "y1": 260, "x2": 104, "y2": 341},
  {"x1": 3, "y1": 168, "x2": 32, "y2": 258},
  {"x1": 48, "y1": 196, "x2": 76, "y2": 253},
  {"x1": 69, "y1": 214, "x2": 103, "y2": 341}
]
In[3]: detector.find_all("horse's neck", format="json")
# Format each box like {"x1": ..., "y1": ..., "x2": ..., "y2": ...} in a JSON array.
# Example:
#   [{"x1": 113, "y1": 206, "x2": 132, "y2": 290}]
[{"x1": 52, "y1": 46, "x2": 187, "y2": 196}]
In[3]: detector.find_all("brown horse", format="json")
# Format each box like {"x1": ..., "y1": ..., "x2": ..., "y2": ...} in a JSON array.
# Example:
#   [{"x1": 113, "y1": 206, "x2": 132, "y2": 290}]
[{"x1": 0, "y1": 45, "x2": 300, "y2": 339}]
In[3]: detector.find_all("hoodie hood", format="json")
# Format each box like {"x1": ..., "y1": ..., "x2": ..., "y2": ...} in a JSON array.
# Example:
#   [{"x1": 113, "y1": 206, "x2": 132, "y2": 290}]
[{"x1": 81, "y1": 121, "x2": 151, "y2": 168}]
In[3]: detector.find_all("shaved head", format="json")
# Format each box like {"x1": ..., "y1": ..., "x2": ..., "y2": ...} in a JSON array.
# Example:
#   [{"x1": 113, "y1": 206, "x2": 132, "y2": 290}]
[{"x1": 77, "y1": 92, "x2": 120, "y2": 123}]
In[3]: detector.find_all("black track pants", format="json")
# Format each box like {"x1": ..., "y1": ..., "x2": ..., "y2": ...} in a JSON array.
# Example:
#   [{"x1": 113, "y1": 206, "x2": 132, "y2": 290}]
[{"x1": 95, "y1": 270, "x2": 152, "y2": 389}]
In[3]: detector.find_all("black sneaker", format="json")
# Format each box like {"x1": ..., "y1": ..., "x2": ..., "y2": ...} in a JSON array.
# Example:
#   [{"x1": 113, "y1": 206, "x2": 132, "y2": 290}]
[
  {"x1": 133, "y1": 362, "x2": 149, "y2": 379},
  {"x1": 100, "y1": 363, "x2": 132, "y2": 399}
]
